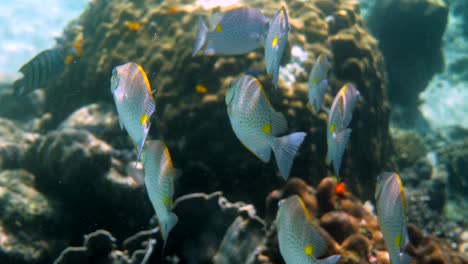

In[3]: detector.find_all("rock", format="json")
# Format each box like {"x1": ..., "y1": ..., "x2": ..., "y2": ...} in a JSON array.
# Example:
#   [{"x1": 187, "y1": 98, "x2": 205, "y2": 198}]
[
  {"x1": 0, "y1": 88, "x2": 46, "y2": 121},
  {"x1": 59, "y1": 103, "x2": 127, "y2": 147},
  {"x1": 23, "y1": 128, "x2": 112, "y2": 200},
  {"x1": 368, "y1": 0, "x2": 448, "y2": 124},
  {"x1": 438, "y1": 139, "x2": 468, "y2": 199},
  {"x1": 320, "y1": 211, "x2": 359, "y2": 244},
  {"x1": 391, "y1": 129, "x2": 428, "y2": 169},
  {"x1": 316, "y1": 177, "x2": 337, "y2": 215},
  {"x1": 0, "y1": 169, "x2": 59, "y2": 264},
  {"x1": 0, "y1": 117, "x2": 39, "y2": 170},
  {"x1": 23, "y1": 128, "x2": 152, "y2": 241},
  {"x1": 341, "y1": 234, "x2": 371, "y2": 260},
  {"x1": 213, "y1": 216, "x2": 264, "y2": 264}
]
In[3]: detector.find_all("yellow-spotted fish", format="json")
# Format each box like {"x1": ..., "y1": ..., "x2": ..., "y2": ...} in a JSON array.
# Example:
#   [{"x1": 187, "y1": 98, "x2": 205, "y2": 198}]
[
  {"x1": 192, "y1": 7, "x2": 269, "y2": 56},
  {"x1": 264, "y1": 6, "x2": 290, "y2": 89},
  {"x1": 375, "y1": 172, "x2": 411, "y2": 264},
  {"x1": 13, "y1": 48, "x2": 65, "y2": 95},
  {"x1": 226, "y1": 75, "x2": 306, "y2": 179},
  {"x1": 276, "y1": 195, "x2": 341, "y2": 264},
  {"x1": 308, "y1": 54, "x2": 331, "y2": 111},
  {"x1": 111, "y1": 62, "x2": 155, "y2": 161},
  {"x1": 141, "y1": 140, "x2": 178, "y2": 249},
  {"x1": 326, "y1": 83, "x2": 360, "y2": 177}
]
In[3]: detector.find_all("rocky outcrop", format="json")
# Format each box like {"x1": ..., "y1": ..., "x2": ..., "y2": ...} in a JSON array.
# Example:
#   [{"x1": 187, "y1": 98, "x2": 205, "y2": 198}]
[
  {"x1": 0, "y1": 170, "x2": 59, "y2": 264},
  {"x1": 368, "y1": 0, "x2": 448, "y2": 124}
]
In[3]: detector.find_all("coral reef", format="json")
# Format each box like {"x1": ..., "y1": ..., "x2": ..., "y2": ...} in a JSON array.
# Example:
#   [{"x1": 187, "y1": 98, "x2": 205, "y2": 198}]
[
  {"x1": 0, "y1": 170, "x2": 58, "y2": 264},
  {"x1": 43, "y1": 0, "x2": 393, "y2": 206},
  {"x1": 368, "y1": 0, "x2": 448, "y2": 125}
]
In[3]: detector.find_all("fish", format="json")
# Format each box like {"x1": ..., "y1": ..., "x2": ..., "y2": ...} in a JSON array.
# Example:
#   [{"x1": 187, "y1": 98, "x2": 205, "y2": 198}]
[
  {"x1": 308, "y1": 54, "x2": 331, "y2": 111},
  {"x1": 192, "y1": 7, "x2": 270, "y2": 56},
  {"x1": 13, "y1": 48, "x2": 65, "y2": 95},
  {"x1": 110, "y1": 62, "x2": 156, "y2": 161},
  {"x1": 375, "y1": 172, "x2": 411, "y2": 264},
  {"x1": 125, "y1": 21, "x2": 141, "y2": 31},
  {"x1": 326, "y1": 83, "x2": 360, "y2": 177},
  {"x1": 276, "y1": 195, "x2": 341, "y2": 264},
  {"x1": 264, "y1": 6, "x2": 290, "y2": 89},
  {"x1": 195, "y1": 84, "x2": 208, "y2": 94},
  {"x1": 226, "y1": 75, "x2": 306, "y2": 179},
  {"x1": 141, "y1": 140, "x2": 178, "y2": 249}
]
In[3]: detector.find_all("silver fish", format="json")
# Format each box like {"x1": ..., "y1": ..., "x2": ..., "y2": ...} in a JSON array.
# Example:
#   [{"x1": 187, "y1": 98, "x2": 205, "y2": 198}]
[{"x1": 226, "y1": 75, "x2": 306, "y2": 179}]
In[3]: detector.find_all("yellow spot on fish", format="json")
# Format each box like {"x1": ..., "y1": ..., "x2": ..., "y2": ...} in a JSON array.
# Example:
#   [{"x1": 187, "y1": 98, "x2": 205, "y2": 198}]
[
  {"x1": 330, "y1": 124, "x2": 336, "y2": 133},
  {"x1": 163, "y1": 196, "x2": 169, "y2": 207},
  {"x1": 312, "y1": 76, "x2": 318, "y2": 85},
  {"x1": 140, "y1": 114, "x2": 148, "y2": 125},
  {"x1": 65, "y1": 55, "x2": 74, "y2": 65},
  {"x1": 195, "y1": 84, "x2": 207, "y2": 94},
  {"x1": 215, "y1": 24, "x2": 223, "y2": 33},
  {"x1": 262, "y1": 123, "x2": 272, "y2": 135},
  {"x1": 272, "y1": 36, "x2": 278, "y2": 48},
  {"x1": 125, "y1": 21, "x2": 141, "y2": 31},
  {"x1": 394, "y1": 234, "x2": 402, "y2": 247},
  {"x1": 304, "y1": 245, "x2": 314, "y2": 256}
]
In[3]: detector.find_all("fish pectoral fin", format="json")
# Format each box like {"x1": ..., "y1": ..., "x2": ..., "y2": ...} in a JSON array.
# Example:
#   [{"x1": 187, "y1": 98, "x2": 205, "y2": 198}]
[
  {"x1": 192, "y1": 17, "x2": 208, "y2": 57},
  {"x1": 136, "y1": 122, "x2": 151, "y2": 162},
  {"x1": 119, "y1": 119, "x2": 124, "y2": 130},
  {"x1": 271, "y1": 111, "x2": 288, "y2": 136},
  {"x1": 251, "y1": 146, "x2": 271, "y2": 163},
  {"x1": 272, "y1": 132, "x2": 306, "y2": 180},
  {"x1": 331, "y1": 128, "x2": 351, "y2": 177}
]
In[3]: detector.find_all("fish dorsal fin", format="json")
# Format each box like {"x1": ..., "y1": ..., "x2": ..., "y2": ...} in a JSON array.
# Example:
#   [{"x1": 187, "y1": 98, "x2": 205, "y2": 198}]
[{"x1": 271, "y1": 111, "x2": 288, "y2": 136}]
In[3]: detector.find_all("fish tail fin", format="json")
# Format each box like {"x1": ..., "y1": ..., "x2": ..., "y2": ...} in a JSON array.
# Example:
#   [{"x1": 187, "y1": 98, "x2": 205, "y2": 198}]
[
  {"x1": 272, "y1": 132, "x2": 306, "y2": 180},
  {"x1": 332, "y1": 128, "x2": 351, "y2": 177},
  {"x1": 192, "y1": 17, "x2": 208, "y2": 57},
  {"x1": 160, "y1": 212, "x2": 178, "y2": 258}
]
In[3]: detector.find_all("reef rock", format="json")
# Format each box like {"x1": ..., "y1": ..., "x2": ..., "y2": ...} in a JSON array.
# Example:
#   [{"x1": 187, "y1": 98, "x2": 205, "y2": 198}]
[
  {"x1": 0, "y1": 117, "x2": 39, "y2": 170},
  {"x1": 44, "y1": 0, "x2": 392, "y2": 206},
  {"x1": 0, "y1": 169, "x2": 59, "y2": 264},
  {"x1": 23, "y1": 128, "x2": 152, "y2": 241},
  {"x1": 59, "y1": 103, "x2": 129, "y2": 148},
  {"x1": 368, "y1": 0, "x2": 448, "y2": 124}
]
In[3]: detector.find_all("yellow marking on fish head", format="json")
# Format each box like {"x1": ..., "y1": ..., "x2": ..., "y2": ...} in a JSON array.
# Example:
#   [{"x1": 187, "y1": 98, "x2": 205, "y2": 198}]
[
  {"x1": 330, "y1": 124, "x2": 336, "y2": 133},
  {"x1": 262, "y1": 123, "x2": 272, "y2": 135},
  {"x1": 140, "y1": 114, "x2": 148, "y2": 125},
  {"x1": 272, "y1": 36, "x2": 279, "y2": 48},
  {"x1": 304, "y1": 245, "x2": 314, "y2": 256},
  {"x1": 312, "y1": 76, "x2": 318, "y2": 85},
  {"x1": 215, "y1": 24, "x2": 223, "y2": 33},
  {"x1": 394, "y1": 234, "x2": 402, "y2": 247}
]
